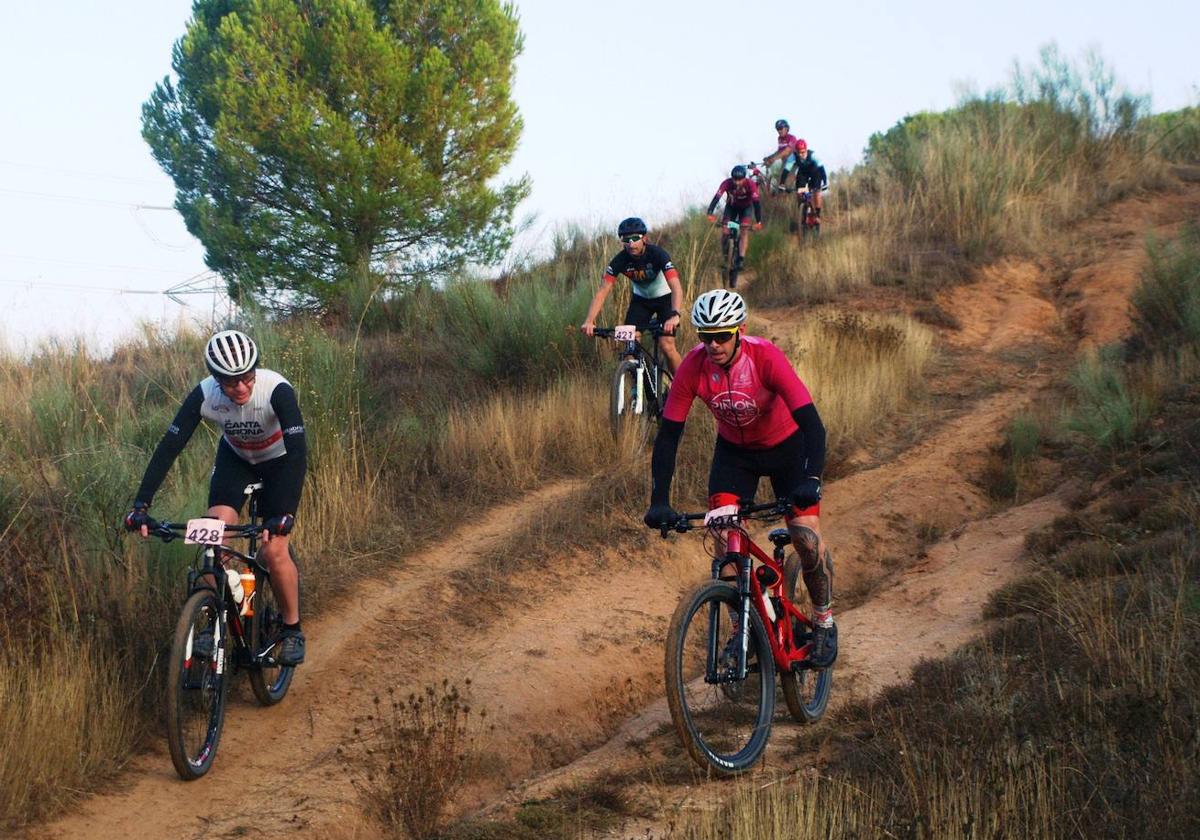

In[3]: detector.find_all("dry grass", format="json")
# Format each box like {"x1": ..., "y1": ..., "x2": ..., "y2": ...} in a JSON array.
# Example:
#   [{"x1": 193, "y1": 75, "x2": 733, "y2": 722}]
[
  {"x1": 0, "y1": 640, "x2": 134, "y2": 830},
  {"x1": 775, "y1": 312, "x2": 936, "y2": 456}
]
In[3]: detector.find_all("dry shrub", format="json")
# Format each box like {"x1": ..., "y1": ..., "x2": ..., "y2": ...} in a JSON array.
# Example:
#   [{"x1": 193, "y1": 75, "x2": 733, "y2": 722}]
[{"x1": 344, "y1": 681, "x2": 480, "y2": 840}]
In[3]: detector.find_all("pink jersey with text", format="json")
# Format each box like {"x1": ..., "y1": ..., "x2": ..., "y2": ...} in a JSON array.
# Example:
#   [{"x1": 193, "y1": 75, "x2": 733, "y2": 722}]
[{"x1": 663, "y1": 335, "x2": 813, "y2": 449}]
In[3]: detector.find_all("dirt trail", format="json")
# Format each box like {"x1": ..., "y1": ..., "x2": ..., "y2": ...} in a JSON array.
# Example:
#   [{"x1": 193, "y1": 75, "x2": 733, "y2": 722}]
[{"x1": 29, "y1": 184, "x2": 1200, "y2": 840}]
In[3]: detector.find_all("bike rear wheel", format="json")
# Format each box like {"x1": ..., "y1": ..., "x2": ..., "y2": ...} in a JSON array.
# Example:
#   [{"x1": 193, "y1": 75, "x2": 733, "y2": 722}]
[
  {"x1": 165, "y1": 588, "x2": 230, "y2": 780},
  {"x1": 248, "y1": 563, "x2": 295, "y2": 706},
  {"x1": 780, "y1": 555, "x2": 833, "y2": 723},
  {"x1": 610, "y1": 358, "x2": 650, "y2": 442},
  {"x1": 665, "y1": 581, "x2": 775, "y2": 774}
]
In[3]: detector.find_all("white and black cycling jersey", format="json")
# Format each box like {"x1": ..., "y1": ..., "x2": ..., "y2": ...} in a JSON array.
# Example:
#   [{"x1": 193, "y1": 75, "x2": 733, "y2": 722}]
[
  {"x1": 198, "y1": 369, "x2": 293, "y2": 463},
  {"x1": 135, "y1": 368, "x2": 307, "y2": 506}
]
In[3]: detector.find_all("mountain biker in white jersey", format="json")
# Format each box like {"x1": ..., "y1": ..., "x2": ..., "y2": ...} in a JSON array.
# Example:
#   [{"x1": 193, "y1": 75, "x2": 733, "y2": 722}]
[{"x1": 124, "y1": 330, "x2": 308, "y2": 665}]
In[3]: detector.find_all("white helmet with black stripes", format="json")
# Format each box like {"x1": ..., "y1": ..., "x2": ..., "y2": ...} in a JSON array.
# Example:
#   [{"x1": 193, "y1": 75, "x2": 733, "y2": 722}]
[
  {"x1": 205, "y1": 329, "x2": 259, "y2": 377},
  {"x1": 691, "y1": 289, "x2": 747, "y2": 330}
]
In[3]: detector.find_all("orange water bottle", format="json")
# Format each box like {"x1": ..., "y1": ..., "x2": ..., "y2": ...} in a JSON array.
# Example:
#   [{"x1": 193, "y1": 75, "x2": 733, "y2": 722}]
[{"x1": 240, "y1": 571, "x2": 256, "y2": 617}]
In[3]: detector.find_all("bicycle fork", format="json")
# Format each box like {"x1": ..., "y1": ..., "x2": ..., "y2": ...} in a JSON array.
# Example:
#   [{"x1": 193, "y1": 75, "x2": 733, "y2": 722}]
[{"x1": 706, "y1": 545, "x2": 755, "y2": 684}]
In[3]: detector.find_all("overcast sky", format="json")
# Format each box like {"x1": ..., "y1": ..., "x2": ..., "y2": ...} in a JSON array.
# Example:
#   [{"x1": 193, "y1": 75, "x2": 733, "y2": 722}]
[{"x1": 1, "y1": 0, "x2": 1196, "y2": 352}]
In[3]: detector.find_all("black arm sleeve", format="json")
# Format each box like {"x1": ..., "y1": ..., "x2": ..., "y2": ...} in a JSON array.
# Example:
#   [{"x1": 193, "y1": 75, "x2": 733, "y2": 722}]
[
  {"x1": 271, "y1": 383, "x2": 308, "y2": 470},
  {"x1": 707, "y1": 193, "x2": 721, "y2": 215},
  {"x1": 649, "y1": 419, "x2": 685, "y2": 506},
  {"x1": 818, "y1": 165, "x2": 828, "y2": 188},
  {"x1": 135, "y1": 385, "x2": 204, "y2": 504},
  {"x1": 791, "y1": 404, "x2": 826, "y2": 477},
  {"x1": 753, "y1": 200, "x2": 762, "y2": 223}
]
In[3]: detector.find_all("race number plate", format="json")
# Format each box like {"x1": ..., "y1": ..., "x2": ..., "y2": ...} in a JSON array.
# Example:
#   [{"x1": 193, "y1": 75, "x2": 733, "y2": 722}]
[
  {"x1": 704, "y1": 504, "x2": 740, "y2": 525},
  {"x1": 184, "y1": 517, "x2": 225, "y2": 545},
  {"x1": 613, "y1": 324, "x2": 637, "y2": 342}
]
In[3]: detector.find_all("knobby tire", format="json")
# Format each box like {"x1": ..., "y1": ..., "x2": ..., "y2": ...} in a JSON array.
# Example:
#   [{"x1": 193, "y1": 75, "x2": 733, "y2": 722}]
[
  {"x1": 780, "y1": 555, "x2": 833, "y2": 723},
  {"x1": 610, "y1": 358, "x2": 650, "y2": 443},
  {"x1": 665, "y1": 581, "x2": 775, "y2": 775},
  {"x1": 165, "y1": 588, "x2": 229, "y2": 780},
  {"x1": 248, "y1": 563, "x2": 295, "y2": 706}
]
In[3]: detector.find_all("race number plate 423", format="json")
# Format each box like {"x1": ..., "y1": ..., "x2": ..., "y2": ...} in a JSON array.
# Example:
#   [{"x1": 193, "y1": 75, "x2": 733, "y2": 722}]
[{"x1": 185, "y1": 517, "x2": 225, "y2": 545}]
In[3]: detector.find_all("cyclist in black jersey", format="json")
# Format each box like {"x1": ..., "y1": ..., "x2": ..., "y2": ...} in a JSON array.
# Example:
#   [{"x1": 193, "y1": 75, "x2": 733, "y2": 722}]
[
  {"x1": 124, "y1": 330, "x2": 308, "y2": 666},
  {"x1": 580, "y1": 217, "x2": 684, "y2": 374},
  {"x1": 791, "y1": 139, "x2": 828, "y2": 224}
]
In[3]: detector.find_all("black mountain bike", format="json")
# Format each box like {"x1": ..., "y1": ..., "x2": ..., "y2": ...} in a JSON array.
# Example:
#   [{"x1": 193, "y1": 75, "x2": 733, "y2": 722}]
[
  {"x1": 721, "y1": 219, "x2": 746, "y2": 288},
  {"x1": 591, "y1": 323, "x2": 672, "y2": 442},
  {"x1": 141, "y1": 482, "x2": 295, "y2": 780}
]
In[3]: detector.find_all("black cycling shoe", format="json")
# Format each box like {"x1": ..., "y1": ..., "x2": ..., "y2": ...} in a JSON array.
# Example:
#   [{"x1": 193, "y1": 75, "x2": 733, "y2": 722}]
[
  {"x1": 190, "y1": 628, "x2": 215, "y2": 660},
  {"x1": 277, "y1": 630, "x2": 306, "y2": 666},
  {"x1": 808, "y1": 621, "x2": 838, "y2": 669}
]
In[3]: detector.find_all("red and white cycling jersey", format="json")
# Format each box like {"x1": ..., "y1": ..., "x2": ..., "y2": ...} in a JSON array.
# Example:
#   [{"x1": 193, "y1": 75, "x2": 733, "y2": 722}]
[{"x1": 662, "y1": 335, "x2": 813, "y2": 449}]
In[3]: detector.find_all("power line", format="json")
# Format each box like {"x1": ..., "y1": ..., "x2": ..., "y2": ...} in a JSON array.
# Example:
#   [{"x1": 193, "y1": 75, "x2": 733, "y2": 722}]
[
  {"x1": 0, "y1": 186, "x2": 175, "y2": 211},
  {"x1": 0, "y1": 252, "x2": 199, "y2": 276},
  {"x1": 0, "y1": 158, "x2": 166, "y2": 188}
]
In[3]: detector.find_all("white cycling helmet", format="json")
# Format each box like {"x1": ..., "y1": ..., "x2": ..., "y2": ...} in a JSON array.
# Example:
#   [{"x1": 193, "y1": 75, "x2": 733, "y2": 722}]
[
  {"x1": 691, "y1": 289, "x2": 747, "y2": 330},
  {"x1": 205, "y1": 329, "x2": 259, "y2": 377}
]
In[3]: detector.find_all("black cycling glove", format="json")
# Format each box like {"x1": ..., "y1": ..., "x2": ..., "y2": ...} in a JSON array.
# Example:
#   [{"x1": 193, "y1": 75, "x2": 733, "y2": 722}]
[
  {"x1": 263, "y1": 514, "x2": 296, "y2": 537},
  {"x1": 788, "y1": 477, "x2": 822, "y2": 510},
  {"x1": 644, "y1": 504, "x2": 679, "y2": 530},
  {"x1": 124, "y1": 502, "x2": 151, "y2": 532}
]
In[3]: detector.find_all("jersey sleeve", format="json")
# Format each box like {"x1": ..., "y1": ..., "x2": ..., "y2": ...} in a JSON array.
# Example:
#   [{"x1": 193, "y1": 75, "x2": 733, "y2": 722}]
[
  {"x1": 760, "y1": 342, "x2": 813, "y2": 411},
  {"x1": 134, "y1": 385, "x2": 205, "y2": 505},
  {"x1": 603, "y1": 251, "x2": 627, "y2": 285},
  {"x1": 662, "y1": 348, "x2": 702, "y2": 423},
  {"x1": 270, "y1": 382, "x2": 308, "y2": 468}
]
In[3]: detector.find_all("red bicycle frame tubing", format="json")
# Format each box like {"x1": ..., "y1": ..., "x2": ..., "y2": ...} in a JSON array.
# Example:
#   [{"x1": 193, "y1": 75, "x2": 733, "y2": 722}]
[{"x1": 736, "y1": 530, "x2": 814, "y2": 672}]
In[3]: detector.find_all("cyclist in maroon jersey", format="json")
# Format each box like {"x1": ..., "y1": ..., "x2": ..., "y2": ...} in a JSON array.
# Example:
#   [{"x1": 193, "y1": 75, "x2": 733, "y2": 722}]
[
  {"x1": 763, "y1": 118, "x2": 801, "y2": 190},
  {"x1": 706, "y1": 165, "x2": 763, "y2": 272},
  {"x1": 643, "y1": 289, "x2": 837, "y2": 668}
]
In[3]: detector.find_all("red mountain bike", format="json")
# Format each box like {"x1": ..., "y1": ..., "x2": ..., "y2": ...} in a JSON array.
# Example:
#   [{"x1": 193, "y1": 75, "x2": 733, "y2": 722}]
[{"x1": 660, "y1": 499, "x2": 833, "y2": 774}]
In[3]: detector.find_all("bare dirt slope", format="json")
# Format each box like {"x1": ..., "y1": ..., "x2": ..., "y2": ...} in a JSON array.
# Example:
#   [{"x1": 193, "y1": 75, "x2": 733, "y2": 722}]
[{"x1": 28, "y1": 184, "x2": 1200, "y2": 840}]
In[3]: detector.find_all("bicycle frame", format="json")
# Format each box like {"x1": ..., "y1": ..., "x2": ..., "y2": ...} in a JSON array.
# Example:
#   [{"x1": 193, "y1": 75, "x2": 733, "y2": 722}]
[
  {"x1": 594, "y1": 324, "x2": 671, "y2": 420},
  {"x1": 669, "y1": 503, "x2": 816, "y2": 681},
  {"x1": 715, "y1": 526, "x2": 813, "y2": 678}
]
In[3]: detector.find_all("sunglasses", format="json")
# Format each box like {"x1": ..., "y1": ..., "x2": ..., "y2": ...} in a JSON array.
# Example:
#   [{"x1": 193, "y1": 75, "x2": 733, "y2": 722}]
[
  {"x1": 620, "y1": 234, "x2": 644, "y2": 244},
  {"x1": 217, "y1": 371, "x2": 256, "y2": 388},
  {"x1": 698, "y1": 329, "x2": 737, "y2": 345}
]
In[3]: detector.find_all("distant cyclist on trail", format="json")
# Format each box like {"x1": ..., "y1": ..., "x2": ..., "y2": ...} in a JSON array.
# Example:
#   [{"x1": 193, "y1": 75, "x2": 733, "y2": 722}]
[
  {"x1": 762, "y1": 118, "x2": 801, "y2": 189},
  {"x1": 642, "y1": 289, "x2": 837, "y2": 668},
  {"x1": 791, "y1": 138, "x2": 828, "y2": 225},
  {"x1": 124, "y1": 330, "x2": 308, "y2": 666},
  {"x1": 580, "y1": 217, "x2": 684, "y2": 375},
  {"x1": 706, "y1": 165, "x2": 763, "y2": 272}
]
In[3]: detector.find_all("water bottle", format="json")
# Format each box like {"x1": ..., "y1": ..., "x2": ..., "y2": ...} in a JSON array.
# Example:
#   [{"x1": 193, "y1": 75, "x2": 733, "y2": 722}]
[
  {"x1": 760, "y1": 591, "x2": 776, "y2": 623},
  {"x1": 225, "y1": 568, "x2": 244, "y2": 603},
  {"x1": 240, "y1": 571, "x2": 256, "y2": 617}
]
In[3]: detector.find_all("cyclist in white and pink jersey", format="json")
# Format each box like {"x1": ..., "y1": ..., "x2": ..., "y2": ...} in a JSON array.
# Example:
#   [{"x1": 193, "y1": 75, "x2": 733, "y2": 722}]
[
  {"x1": 643, "y1": 289, "x2": 837, "y2": 668},
  {"x1": 124, "y1": 329, "x2": 308, "y2": 666}
]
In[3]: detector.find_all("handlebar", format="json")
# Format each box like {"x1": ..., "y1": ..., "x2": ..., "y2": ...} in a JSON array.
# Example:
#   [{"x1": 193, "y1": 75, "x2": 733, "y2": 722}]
[
  {"x1": 143, "y1": 518, "x2": 262, "y2": 544},
  {"x1": 658, "y1": 498, "x2": 792, "y2": 538},
  {"x1": 589, "y1": 324, "x2": 672, "y2": 339}
]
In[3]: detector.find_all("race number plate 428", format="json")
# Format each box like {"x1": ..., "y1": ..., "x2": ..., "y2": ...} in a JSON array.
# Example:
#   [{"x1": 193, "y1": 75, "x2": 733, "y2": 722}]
[{"x1": 185, "y1": 517, "x2": 225, "y2": 545}]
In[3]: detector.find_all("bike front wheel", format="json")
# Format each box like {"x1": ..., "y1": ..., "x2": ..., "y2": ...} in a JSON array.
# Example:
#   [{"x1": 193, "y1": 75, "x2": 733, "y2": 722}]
[
  {"x1": 610, "y1": 358, "x2": 649, "y2": 442},
  {"x1": 165, "y1": 588, "x2": 230, "y2": 780},
  {"x1": 248, "y1": 564, "x2": 296, "y2": 706},
  {"x1": 665, "y1": 581, "x2": 776, "y2": 775},
  {"x1": 780, "y1": 555, "x2": 833, "y2": 723}
]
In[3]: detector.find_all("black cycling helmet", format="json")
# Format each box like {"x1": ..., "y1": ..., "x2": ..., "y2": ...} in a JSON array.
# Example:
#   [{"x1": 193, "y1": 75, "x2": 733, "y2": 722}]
[
  {"x1": 731, "y1": 165, "x2": 747, "y2": 179},
  {"x1": 775, "y1": 119, "x2": 789, "y2": 131},
  {"x1": 617, "y1": 217, "x2": 648, "y2": 238}
]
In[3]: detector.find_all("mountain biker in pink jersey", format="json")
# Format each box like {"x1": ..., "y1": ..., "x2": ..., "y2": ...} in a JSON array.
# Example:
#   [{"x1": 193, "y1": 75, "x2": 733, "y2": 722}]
[
  {"x1": 643, "y1": 289, "x2": 837, "y2": 668},
  {"x1": 124, "y1": 330, "x2": 308, "y2": 666},
  {"x1": 706, "y1": 165, "x2": 763, "y2": 272}
]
